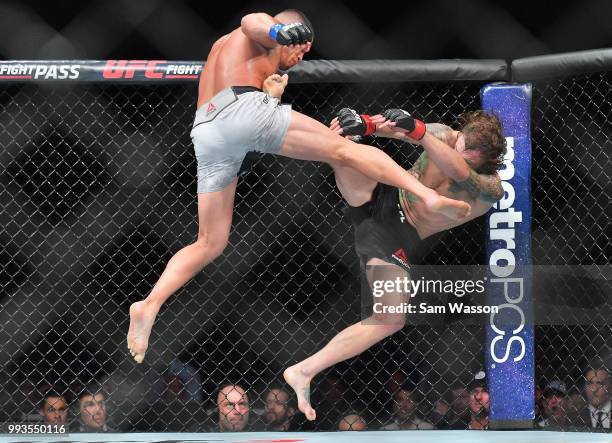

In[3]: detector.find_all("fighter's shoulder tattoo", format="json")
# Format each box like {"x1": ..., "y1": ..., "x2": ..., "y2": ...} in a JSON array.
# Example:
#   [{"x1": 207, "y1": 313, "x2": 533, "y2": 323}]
[
  {"x1": 425, "y1": 123, "x2": 455, "y2": 146},
  {"x1": 401, "y1": 152, "x2": 429, "y2": 204},
  {"x1": 450, "y1": 169, "x2": 504, "y2": 203},
  {"x1": 408, "y1": 151, "x2": 428, "y2": 179}
]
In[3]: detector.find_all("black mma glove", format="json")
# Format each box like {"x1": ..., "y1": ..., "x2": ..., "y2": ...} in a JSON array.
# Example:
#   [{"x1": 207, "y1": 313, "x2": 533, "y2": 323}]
[
  {"x1": 337, "y1": 108, "x2": 377, "y2": 136},
  {"x1": 269, "y1": 23, "x2": 313, "y2": 45},
  {"x1": 381, "y1": 108, "x2": 426, "y2": 140}
]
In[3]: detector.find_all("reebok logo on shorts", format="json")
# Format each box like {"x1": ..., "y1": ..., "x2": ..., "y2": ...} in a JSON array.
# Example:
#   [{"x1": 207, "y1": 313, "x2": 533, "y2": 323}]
[
  {"x1": 206, "y1": 102, "x2": 216, "y2": 114},
  {"x1": 392, "y1": 248, "x2": 410, "y2": 267}
]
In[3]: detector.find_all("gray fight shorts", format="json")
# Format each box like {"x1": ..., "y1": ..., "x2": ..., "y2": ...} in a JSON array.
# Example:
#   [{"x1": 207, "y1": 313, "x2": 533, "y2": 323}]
[{"x1": 190, "y1": 86, "x2": 292, "y2": 193}]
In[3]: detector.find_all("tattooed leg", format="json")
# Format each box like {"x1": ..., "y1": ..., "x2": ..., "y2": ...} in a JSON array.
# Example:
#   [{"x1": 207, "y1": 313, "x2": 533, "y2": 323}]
[{"x1": 283, "y1": 366, "x2": 316, "y2": 421}]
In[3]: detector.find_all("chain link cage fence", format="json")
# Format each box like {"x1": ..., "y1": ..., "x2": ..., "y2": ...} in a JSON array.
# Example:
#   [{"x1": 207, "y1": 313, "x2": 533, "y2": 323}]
[
  {"x1": 528, "y1": 69, "x2": 612, "y2": 430},
  {"x1": 0, "y1": 57, "x2": 610, "y2": 433}
]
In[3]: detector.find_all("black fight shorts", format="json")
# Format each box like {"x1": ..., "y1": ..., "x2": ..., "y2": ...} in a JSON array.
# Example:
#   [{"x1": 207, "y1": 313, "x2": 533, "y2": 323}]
[{"x1": 346, "y1": 184, "x2": 438, "y2": 271}]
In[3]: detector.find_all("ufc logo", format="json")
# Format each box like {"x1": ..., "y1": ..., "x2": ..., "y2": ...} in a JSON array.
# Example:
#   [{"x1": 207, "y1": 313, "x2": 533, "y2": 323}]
[{"x1": 103, "y1": 60, "x2": 166, "y2": 79}]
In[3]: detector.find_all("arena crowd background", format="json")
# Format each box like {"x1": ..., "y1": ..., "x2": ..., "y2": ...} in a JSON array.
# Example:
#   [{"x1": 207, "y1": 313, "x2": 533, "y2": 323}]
[{"x1": 0, "y1": 0, "x2": 611, "y2": 436}]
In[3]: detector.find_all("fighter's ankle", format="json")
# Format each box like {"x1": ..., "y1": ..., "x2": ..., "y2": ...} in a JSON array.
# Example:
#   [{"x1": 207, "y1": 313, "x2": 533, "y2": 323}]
[
  {"x1": 141, "y1": 298, "x2": 161, "y2": 312},
  {"x1": 297, "y1": 365, "x2": 315, "y2": 380}
]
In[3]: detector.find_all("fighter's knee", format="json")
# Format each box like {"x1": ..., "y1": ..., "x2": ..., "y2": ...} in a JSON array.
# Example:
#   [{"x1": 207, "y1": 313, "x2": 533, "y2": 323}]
[
  {"x1": 196, "y1": 232, "x2": 228, "y2": 257},
  {"x1": 330, "y1": 139, "x2": 353, "y2": 167},
  {"x1": 385, "y1": 316, "x2": 406, "y2": 335},
  {"x1": 372, "y1": 314, "x2": 406, "y2": 336}
]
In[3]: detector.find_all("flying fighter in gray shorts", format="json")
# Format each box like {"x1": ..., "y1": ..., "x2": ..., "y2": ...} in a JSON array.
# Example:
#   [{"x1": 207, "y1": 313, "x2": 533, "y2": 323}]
[{"x1": 191, "y1": 85, "x2": 291, "y2": 193}]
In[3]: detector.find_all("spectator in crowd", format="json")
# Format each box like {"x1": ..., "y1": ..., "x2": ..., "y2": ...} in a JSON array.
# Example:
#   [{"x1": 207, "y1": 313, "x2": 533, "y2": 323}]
[
  {"x1": 338, "y1": 413, "x2": 368, "y2": 431},
  {"x1": 143, "y1": 360, "x2": 205, "y2": 431},
  {"x1": 315, "y1": 375, "x2": 354, "y2": 430},
  {"x1": 143, "y1": 360, "x2": 211, "y2": 432},
  {"x1": 431, "y1": 383, "x2": 471, "y2": 430},
  {"x1": 567, "y1": 386, "x2": 587, "y2": 421},
  {"x1": 263, "y1": 387, "x2": 296, "y2": 431},
  {"x1": 76, "y1": 386, "x2": 114, "y2": 432},
  {"x1": 157, "y1": 359, "x2": 203, "y2": 402},
  {"x1": 377, "y1": 361, "x2": 422, "y2": 425},
  {"x1": 39, "y1": 389, "x2": 68, "y2": 425},
  {"x1": 467, "y1": 371, "x2": 489, "y2": 430},
  {"x1": 534, "y1": 384, "x2": 543, "y2": 424},
  {"x1": 380, "y1": 383, "x2": 433, "y2": 430},
  {"x1": 385, "y1": 369, "x2": 408, "y2": 397},
  {"x1": 216, "y1": 384, "x2": 252, "y2": 432},
  {"x1": 537, "y1": 380, "x2": 573, "y2": 429},
  {"x1": 577, "y1": 361, "x2": 611, "y2": 430}
]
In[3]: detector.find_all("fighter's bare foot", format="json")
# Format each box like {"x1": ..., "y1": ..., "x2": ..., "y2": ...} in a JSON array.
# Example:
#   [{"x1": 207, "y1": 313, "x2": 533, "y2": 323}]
[
  {"x1": 127, "y1": 300, "x2": 157, "y2": 364},
  {"x1": 425, "y1": 193, "x2": 471, "y2": 220},
  {"x1": 283, "y1": 365, "x2": 316, "y2": 421}
]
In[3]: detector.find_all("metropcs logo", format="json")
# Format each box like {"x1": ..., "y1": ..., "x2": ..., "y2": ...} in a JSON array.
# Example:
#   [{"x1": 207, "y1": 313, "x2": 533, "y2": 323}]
[
  {"x1": 0, "y1": 63, "x2": 80, "y2": 80},
  {"x1": 102, "y1": 60, "x2": 202, "y2": 79},
  {"x1": 488, "y1": 136, "x2": 526, "y2": 364}
]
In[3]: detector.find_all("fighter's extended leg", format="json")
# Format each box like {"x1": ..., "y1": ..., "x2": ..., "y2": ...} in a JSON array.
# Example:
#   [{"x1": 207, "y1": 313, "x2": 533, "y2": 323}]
[
  {"x1": 127, "y1": 179, "x2": 238, "y2": 363},
  {"x1": 333, "y1": 163, "x2": 378, "y2": 207},
  {"x1": 284, "y1": 258, "x2": 408, "y2": 420},
  {"x1": 279, "y1": 111, "x2": 470, "y2": 220}
]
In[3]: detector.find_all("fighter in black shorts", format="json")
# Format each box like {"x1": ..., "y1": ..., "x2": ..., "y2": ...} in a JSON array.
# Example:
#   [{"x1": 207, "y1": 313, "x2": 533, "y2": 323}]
[
  {"x1": 262, "y1": 77, "x2": 507, "y2": 420},
  {"x1": 336, "y1": 107, "x2": 508, "y2": 274},
  {"x1": 346, "y1": 182, "x2": 436, "y2": 272}
]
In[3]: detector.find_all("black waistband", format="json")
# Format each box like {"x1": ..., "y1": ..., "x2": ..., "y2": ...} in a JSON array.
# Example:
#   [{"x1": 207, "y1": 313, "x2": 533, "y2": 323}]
[{"x1": 231, "y1": 86, "x2": 263, "y2": 95}]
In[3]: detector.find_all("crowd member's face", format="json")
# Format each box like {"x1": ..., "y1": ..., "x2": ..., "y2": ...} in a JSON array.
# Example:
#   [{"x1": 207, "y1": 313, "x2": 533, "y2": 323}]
[
  {"x1": 470, "y1": 387, "x2": 490, "y2": 417},
  {"x1": 217, "y1": 386, "x2": 249, "y2": 431},
  {"x1": 324, "y1": 377, "x2": 347, "y2": 404},
  {"x1": 568, "y1": 392, "x2": 587, "y2": 414},
  {"x1": 542, "y1": 393, "x2": 567, "y2": 418},
  {"x1": 394, "y1": 389, "x2": 416, "y2": 420},
  {"x1": 41, "y1": 396, "x2": 68, "y2": 424},
  {"x1": 585, "y1": 369, "x2": 611, "y2": 408},
  {"x1": 451, "y1": 388, "x2": 471, "y2": 417},
  {"x1": 166, "y1": 375, "x2": 184, "y2": 395},
  {"x1": 385, "y1": 371, "x2": 406, "y2": 395},
  {"x1": 338, "y1": 414, "x2": 367, "y2": 431},
  {"x1": 265, "y1": 389, "x2": 293, "y2": 426},
  {"x1": 79, "y1": 393, "x2": 107, "y2": 429},
  {"x1": 534, "y1": 386, "x2": 542, "y2": 412}
]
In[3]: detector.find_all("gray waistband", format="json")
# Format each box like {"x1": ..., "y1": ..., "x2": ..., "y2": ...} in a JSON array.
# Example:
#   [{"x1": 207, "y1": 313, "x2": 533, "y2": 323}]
[{"x1": 193, "y1": 88, "x2": 239, "y2": 127}]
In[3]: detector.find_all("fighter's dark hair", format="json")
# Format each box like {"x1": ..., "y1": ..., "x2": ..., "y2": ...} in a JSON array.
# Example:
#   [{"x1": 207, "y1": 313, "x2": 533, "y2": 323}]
[
  {"x1": 266, "y1": 385, "x2": 297, "y2": 408},
  {"x1": 78, "y1": 384, "x2": 105, "y2": 401},
  {"x1": 457, "y1": 110, "x2": 506, "y2": 175}
]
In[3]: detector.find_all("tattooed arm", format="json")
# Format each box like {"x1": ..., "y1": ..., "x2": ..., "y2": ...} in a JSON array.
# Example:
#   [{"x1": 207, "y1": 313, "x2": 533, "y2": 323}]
[
  {"x1": 418, "y1": 129, "x2": 472, "y2": 182},
  {"x1": 408, "y1": 151, "x2": 428, "y2": 180},
  {"x1": 380, "y1": 119, "x2": 502, "y2": 203},
  {"x1": 389, "y1": 122, "x2": 468, "y2": 181},
  {"x1": 450, "y1": 170, "x2": 504, "y2": 203},
  {"x1": 381, "y1": 117, "x2": 503, "y2": 204},
  {"x1": 407, "y1": 124, "x2": 503, "y2": 203},
  {"x1": 399, "y1": 151, "x2": 429, "y2": 204},
  {"x1": 423, "y1": 123, "x2": 458, "y2": 147}
]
